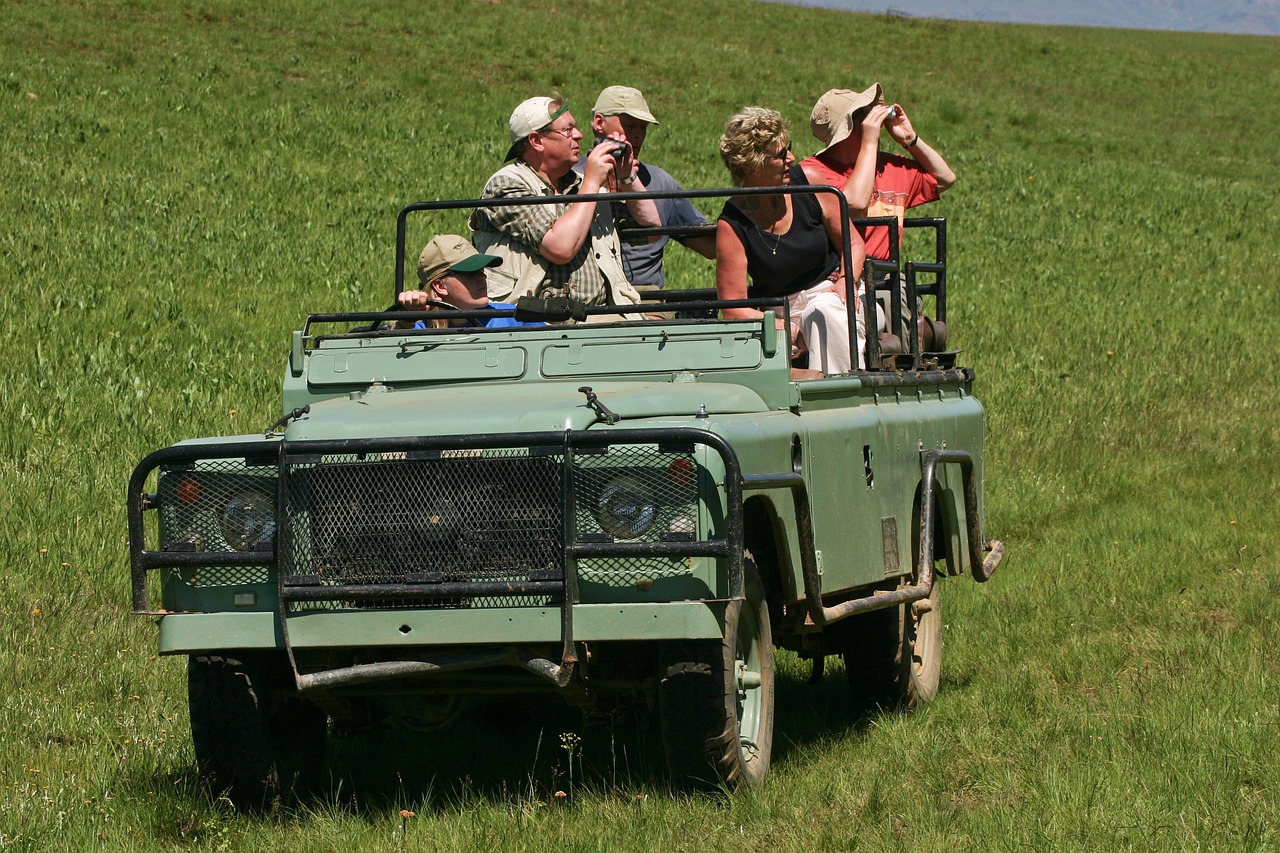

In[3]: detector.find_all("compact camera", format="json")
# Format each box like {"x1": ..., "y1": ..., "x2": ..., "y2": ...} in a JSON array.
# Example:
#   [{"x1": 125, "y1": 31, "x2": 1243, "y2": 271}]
[
  {"x1": 885, "y1": 105, "x2": 899, "y2": 120},
  {"x1": 609, "y1": 141, "x2": 631, "y2": 161}
]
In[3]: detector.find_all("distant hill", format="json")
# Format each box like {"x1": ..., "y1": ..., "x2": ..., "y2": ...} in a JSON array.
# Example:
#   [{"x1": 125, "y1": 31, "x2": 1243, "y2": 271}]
[{"x1": 775, "y1": 0, "x2": 1280, "y2": 35}]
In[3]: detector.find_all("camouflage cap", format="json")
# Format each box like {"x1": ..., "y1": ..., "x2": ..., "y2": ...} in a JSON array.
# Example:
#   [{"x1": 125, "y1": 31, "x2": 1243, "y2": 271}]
[
  {"x1": 810, "y1": 83, "x2": 883, "y2": 154},
  {"x1": 591, "y1": 86, "x2": 660, "y2": 124},
  {"x1": 417, "y1": 235, "x2": 501, "y2": 285}
]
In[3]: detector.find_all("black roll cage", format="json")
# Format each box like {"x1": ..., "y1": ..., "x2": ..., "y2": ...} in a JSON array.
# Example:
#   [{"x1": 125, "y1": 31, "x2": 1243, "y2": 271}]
[{"x1": 391, "y1": 187, "x2": 948, "y2": 371}]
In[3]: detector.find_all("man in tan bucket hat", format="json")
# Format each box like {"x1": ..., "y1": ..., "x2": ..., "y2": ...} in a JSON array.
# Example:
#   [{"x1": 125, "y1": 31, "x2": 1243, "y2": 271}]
[
  {"x1": 800, "y1": 83, "x2": 957, "y2": 339},
  {"x1": 800, "y1": 82, "x2": 956, "y2": 259},
  {"x1": 468, "y1": 95, "x2": 660, "y2": 314}
]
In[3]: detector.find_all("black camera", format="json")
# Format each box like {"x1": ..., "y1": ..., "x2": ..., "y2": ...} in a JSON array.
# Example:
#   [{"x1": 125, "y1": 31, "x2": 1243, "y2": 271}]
[{"x1": 609, "y1": 141, "x2": 630, "y2": 161}]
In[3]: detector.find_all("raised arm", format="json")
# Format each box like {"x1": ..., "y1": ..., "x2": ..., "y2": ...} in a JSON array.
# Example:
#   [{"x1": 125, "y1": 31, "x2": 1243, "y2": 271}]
[
  {"x1": 884, "y1": 104, "x2": 956, "y2": 192},
  {"x1": 539, "y1": 138, "x2": 658, "y2": 263},
  {"x1": 536, "y1": 145, "x2": 610, "y2": 264},
  {"x1": 841, "y1": 104, "x2": 892, "y2": 210},
  {"x1": 610, "y1": 136, "x2": 661, "y2": 229}
]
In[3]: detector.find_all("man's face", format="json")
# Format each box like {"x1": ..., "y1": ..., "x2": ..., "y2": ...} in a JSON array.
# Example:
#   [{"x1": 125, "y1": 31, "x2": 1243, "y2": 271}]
[
  {"x1": 434, "y1": 270, "x2": 490, "y2": 317},
  {"x1": 594, "y1": 113, "x2": 650, "y2": 158},
  {"x1": 535, "y1": 110, "x2": 583, "y2": 175}
]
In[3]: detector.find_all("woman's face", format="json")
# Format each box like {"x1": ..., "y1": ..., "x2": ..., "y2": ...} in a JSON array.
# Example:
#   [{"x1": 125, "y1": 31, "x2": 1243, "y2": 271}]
[{"x1": 741, "y1": 137, "x2": 795, "y2": 186}]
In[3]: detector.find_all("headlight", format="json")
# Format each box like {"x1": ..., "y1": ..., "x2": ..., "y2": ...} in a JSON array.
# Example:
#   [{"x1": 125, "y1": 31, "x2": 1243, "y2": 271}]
[
  {"x1": 596, "y1": 476, "x2": 656, "y2": 540},
  {"x1": 219, "y1": 490, "x2": 277, "y2": 551}
]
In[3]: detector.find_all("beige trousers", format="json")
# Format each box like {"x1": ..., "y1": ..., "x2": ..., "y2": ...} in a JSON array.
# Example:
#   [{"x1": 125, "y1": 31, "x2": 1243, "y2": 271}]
[{"x1": 787, "y1": 280, "x2": 867, "y2": 374}]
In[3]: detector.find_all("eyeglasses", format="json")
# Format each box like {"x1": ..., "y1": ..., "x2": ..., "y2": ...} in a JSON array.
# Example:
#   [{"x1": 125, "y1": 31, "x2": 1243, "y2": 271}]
[
  {"x1": 541, "y1": 124, "x2": 579, "y2": 139},
  {"x1": 768, "y1": 141, "x2": 792, "y2": 160}
]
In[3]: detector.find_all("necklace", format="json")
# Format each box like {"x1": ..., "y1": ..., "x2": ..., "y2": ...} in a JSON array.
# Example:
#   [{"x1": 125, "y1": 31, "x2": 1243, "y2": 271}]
[
  {"x1": 759, "y1": 222, "x2": 783, "y2": 256},
  {"x1": 738, "y1": 195, "x2": 786, "y2": 256}
]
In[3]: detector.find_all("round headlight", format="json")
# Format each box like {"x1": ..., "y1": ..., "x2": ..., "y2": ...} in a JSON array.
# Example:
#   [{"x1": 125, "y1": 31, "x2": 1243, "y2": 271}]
[
  {"x1": 596, "y1": 476, "x2": 656, "y2": 540},
  {"x1": 219, "y1": 490, "x2": 277, "y2": 552}
]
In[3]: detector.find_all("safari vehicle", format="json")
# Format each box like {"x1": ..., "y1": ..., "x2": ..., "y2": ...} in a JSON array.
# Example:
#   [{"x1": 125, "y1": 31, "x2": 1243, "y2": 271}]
[{"x1": 127, "y1": 186, "x2": 1003, "y2": 804}]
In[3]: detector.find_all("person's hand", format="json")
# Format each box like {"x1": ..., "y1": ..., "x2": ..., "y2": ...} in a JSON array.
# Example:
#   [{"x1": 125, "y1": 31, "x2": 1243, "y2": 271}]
[
  {"x1": 862, "y1": 103, "x2": 891, "y2": 137},
  {"x1": 884, "y1": 103, "x2": 918, "y2": 148},
  {"x1": 826, "y1": 272, "x2": 848, "y2": 304},
  {"x1": 397, "y1": 289, "x2": 432, "y2": 309},
  {"x1": 601, "y1": 131, "x2": 639, "y2": 180},
  {"x1": 583, "y1": 133, "x2": 630, "y2": 189}
]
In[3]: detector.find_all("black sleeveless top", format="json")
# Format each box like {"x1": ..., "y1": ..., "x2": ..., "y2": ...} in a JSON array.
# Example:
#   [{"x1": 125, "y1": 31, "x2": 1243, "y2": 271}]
[{"x1": 718, "y1": 168, "x2": 839, "y2": 298}]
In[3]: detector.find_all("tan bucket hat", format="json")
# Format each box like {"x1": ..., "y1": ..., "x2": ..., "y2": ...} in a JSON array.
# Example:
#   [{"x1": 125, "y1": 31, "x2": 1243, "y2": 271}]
[{"x1": 809, "y1": 83, "x2": 883, "y2": 154}]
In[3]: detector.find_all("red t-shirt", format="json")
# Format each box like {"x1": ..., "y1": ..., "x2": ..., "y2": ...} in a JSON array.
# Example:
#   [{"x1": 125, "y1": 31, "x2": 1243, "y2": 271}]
[{"x1": 800, "y1": 151, "x2": 939, "y2": 260}]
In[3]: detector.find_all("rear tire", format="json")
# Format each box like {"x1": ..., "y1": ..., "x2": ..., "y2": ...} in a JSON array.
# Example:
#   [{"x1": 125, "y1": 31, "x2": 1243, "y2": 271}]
[
  {"x1": 188, "y1": 654, "x2": 327, "y2": 809},
  {"x1": 839, "y1": 577, "x2": 941, "y2": 711},
  {"x1": 659, "y1": 555, "x2": 775, "y2": 789}
]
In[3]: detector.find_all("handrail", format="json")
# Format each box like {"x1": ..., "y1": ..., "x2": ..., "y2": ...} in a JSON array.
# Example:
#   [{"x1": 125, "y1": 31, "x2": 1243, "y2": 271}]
[{"x1": 394, "y1": 185, "x2": 867, "y2": 366}]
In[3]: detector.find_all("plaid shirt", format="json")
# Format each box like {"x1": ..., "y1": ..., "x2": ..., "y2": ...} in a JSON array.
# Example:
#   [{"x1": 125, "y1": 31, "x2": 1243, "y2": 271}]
[{"x1": 470, "y1": 161, "x2": 611, "y2": 305}]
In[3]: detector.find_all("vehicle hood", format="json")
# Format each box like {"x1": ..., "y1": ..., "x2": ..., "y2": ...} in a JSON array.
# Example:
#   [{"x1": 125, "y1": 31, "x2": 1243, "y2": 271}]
[{"x1": 284, "y1": 381, "x2": 770, "y2": 440}]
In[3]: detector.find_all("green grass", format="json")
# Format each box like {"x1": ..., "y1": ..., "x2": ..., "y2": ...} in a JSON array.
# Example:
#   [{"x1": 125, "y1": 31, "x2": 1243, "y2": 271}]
[{"x1": 2, "y1": 0, "x2": 1279, "y2": 849}]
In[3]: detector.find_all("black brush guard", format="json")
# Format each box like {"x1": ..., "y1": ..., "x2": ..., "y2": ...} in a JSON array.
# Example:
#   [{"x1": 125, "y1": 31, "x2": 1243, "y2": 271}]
[{"x1": 128, "y1": 428, "x2": 745, "y2": 689}]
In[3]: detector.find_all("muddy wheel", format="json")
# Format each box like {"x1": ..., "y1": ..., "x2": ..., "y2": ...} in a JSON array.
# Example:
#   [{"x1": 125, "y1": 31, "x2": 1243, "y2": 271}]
[
  {"x1": 188, "y1": 654, "x2": 327, "y2": 808},
  {"x1": 659, "y1": 555, "x2": 775, "y2": 789},
  {"x1": 839, "y1": 577, "x2": 941, "y2": 711}
]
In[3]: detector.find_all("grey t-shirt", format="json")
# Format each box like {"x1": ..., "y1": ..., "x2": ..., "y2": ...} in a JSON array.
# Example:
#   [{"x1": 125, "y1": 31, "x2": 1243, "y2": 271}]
[{"x1": 573, "y1": 156, "x2": 709, "y2": 288}]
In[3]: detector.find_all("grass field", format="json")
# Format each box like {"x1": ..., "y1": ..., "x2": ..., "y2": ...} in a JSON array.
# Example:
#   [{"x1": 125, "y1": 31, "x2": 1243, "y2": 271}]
[{"x1": 3, "y1": 0, "x2": 1279, "y2": 849}]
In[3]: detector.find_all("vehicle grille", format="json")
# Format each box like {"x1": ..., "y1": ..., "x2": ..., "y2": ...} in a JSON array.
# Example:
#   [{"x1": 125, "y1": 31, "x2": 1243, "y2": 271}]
[
  {"x1": 281, "y1": 452, "x2": 565, "y2": 588},
  {"x1": 131, "y1": 431, "x2": 732, "y2": 617},
  {"x1": 275, "y1": 445, "x2": 701, "y2": 607}
]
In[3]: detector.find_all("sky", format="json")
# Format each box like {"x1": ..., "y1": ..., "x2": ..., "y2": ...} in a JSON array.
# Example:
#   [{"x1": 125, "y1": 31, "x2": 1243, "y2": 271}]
[{"x1": 769, "y1": 0, "x2": 1280, "y2": 36}]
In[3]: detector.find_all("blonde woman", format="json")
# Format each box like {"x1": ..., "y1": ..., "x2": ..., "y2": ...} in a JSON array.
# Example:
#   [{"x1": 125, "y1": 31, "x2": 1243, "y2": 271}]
[{"x1": 714, "y1": 107, "x2": 866, "y2": 374}]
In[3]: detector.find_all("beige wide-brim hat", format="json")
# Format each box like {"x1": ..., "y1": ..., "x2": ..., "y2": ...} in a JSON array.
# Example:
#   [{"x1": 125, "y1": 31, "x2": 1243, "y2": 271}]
[
  {"x1": 591, "y1": 85, "x2": 660, "y2": 124},
  {"x1": 809, "y1": 83, "x2": 883, "y2": 155},
  {"x1": 417, "y1": 235, "x2": 502, "y2": 285}
]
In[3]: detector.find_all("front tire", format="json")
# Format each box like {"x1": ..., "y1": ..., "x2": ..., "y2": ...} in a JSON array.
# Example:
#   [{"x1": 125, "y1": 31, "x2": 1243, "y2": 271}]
[
  {"x1": 659, "y1": 555, "x2": 775, "y2": 789},
  {"x1": 188, "y1": 654, "x2": 327, "y2": 808}
]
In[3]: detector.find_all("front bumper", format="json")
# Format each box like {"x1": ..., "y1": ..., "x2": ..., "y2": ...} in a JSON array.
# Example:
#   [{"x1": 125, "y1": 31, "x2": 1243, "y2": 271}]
[{"x1": 156, "y1": 600, "x2": 726, "y2": 655}]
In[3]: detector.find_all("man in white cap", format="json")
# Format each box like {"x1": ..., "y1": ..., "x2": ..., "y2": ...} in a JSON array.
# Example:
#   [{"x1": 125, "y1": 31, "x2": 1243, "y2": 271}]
[
  {"x1": 575, "y1": 85, "x2": 716, "y2": 289},
  {"x1": 395, "y1": 234, "x2": 541, "y2": 329},
  {"x1": 800, "y1": 84, "x2": 956, "y2": 339},
  {"x1": 468, "y1": 95, "x2": 660, "y2": 311}
]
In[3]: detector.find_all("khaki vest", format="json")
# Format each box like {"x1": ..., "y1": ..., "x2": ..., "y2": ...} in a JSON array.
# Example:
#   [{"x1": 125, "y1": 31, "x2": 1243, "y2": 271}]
[{"x1": 470, "y1": 161, "x2": 641, "y2": 320}]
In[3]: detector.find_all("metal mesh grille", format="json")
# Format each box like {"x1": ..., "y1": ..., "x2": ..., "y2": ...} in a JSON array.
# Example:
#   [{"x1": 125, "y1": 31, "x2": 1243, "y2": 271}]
[
  {"x1": 574, "y1": 446, "x2": 700, "y2": 583},
  {"x1": 579, "y1": 555, "x2": 693, "y2": 585},
  {"x1": 157, "y1": 460, "x2": 277, "y2": 559},
  {"x1": 573, "y1": 447, "x2": 698, "y2": 534},
  {"x1": 153, "y1": 445, "x2": 705, "y2": 607},
  {"x1": 188, "y1": 567, "x2": 271, "y2": 587},
  {"x1": 279, "y1": 445, "x2": 700, "y2": 600},
  {"x1": 282, "y1": 451, "x2": 564, "y2": 586}
]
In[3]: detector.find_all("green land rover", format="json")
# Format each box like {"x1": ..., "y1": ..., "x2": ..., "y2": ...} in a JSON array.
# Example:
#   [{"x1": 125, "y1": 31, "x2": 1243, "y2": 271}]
[{"x1": 127, "y1": 187, "x2": 1003, "y2": 803}]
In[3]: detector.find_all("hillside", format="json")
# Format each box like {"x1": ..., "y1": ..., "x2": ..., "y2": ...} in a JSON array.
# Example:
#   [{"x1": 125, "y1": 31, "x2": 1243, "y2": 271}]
[{"x1": 2, "y1": 0, "x2": 1278, "y2": 848}]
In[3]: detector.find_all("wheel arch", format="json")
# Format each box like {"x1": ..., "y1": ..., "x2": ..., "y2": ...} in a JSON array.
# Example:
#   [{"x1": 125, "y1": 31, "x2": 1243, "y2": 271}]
[
  {"x1": 913, "y1": 467, "x2": 966, "y2": 577},
  {"x1": 742, "y1": 494, "x2": 794, "y2": 635}
]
